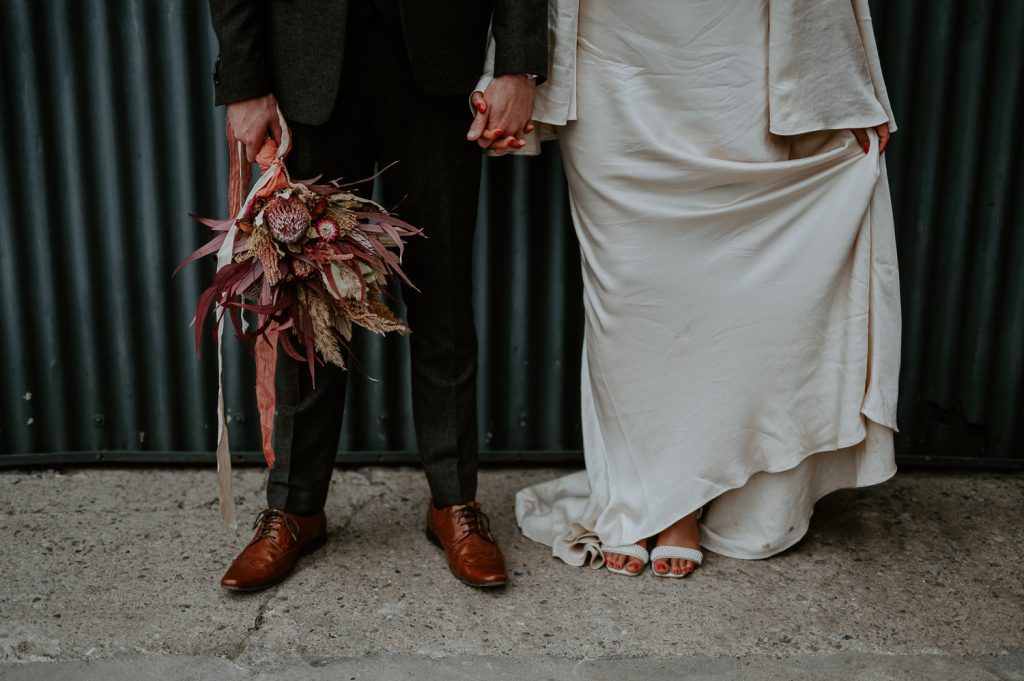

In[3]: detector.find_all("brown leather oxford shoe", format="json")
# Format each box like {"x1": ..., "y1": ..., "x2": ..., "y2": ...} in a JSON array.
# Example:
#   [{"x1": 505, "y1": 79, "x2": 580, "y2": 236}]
[
  {"x1": 220, "y1": 508, "x2": 327, "y2": 592},
  {"x1": 425, "y1": 500, "x2": 508, "y2": 588}
]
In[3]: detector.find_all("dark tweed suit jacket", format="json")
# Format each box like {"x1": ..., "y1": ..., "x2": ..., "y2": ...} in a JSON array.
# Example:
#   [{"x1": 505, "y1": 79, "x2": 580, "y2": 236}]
[{"x1": 210, "y1": 0, "x2": 548, "y2": 126}]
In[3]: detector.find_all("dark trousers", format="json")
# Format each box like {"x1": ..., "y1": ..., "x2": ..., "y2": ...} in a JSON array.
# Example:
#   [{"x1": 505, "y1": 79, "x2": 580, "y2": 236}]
[{"x1": 266, "y1": 9, "x2": 481, "y2": 514}]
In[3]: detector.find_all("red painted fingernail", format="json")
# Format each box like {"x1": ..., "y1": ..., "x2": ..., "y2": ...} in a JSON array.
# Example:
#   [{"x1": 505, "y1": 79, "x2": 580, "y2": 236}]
[
  {"x1": 476, "y1": 102, "x2": 487, "y2": 113},
  {"x1": 673, "y1": 569, "x2": 681, "y2": 574},
  {"x1": 863, "y1": 144, "x2": 869, "y2": 153},
  {"x1": 492, "y1": 129, "x2": 504, "y2": 137}
]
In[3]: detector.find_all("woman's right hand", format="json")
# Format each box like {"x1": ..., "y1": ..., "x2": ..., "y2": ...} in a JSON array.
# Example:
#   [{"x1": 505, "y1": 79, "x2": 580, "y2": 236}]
[{"x1": 851, "y1": 124, "x2": 891, "y2": 155}]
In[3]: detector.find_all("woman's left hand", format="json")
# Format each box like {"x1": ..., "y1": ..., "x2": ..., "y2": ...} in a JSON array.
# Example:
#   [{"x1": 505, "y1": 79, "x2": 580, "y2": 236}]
[{"x1": 851, "y1": 124, "x2": 891, "y2": 155}]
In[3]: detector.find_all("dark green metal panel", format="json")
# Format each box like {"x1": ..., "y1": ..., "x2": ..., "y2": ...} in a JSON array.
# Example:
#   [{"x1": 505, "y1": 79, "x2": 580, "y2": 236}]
[
  {"x1": 1, "y1": 0, "x2": 1021, "y2": 467},
  {"x1": 873, "y1": 0, "x2": 1024, "y2": 465}
]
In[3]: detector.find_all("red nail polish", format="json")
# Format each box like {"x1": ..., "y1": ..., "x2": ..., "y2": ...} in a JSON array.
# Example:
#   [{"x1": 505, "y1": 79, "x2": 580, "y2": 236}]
[
  {"x1": 863, "y1": 144, "x2": 869, "y2": 153},
  {"x1": 476, "y1": 102, "x2": 486, "y2": 113}
]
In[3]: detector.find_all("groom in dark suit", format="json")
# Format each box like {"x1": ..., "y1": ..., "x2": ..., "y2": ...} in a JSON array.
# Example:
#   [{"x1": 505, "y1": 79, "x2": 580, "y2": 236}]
[{"x1": 209, "y1": 0, "x2": 546, "y2": 590}]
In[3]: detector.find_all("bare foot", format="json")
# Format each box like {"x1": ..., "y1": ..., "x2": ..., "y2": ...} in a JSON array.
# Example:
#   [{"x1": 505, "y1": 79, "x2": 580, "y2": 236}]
[
  {"x1": 604, "y1": 537, "x2": 649, "y2": 574},
  {"x1": 652, "y1": 510, "x2": 701, "y2": 577}
]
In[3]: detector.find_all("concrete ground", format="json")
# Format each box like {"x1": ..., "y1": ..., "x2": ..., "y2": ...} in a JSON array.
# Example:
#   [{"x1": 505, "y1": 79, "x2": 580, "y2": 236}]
[{"x1": 0, "y1": 466, "x2": 1021, "y2": 680}]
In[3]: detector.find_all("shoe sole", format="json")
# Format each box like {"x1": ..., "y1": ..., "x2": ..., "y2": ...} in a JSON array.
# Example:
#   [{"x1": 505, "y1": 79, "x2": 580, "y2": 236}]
[
  {"x1": 220, "y1": 533, "x2": 328, "y2": 593},
  {"x1": 424, "y1": 527, "x2": 507, "y2": 588}
]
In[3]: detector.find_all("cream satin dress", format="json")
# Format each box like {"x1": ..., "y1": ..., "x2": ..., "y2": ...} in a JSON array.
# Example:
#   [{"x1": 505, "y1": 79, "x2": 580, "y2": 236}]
[{"x1": 480, "y1": 0, "x2": 901, "y2": 564}]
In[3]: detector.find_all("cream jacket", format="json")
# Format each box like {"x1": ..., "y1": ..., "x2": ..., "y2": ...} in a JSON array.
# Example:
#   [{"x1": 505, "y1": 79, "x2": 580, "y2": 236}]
[{"x1": 474, "y1": 0, "x2": 896, "y2": 156}]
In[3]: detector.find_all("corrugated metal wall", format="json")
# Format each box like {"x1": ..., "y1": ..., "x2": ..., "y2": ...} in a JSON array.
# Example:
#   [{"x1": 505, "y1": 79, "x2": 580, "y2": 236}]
[
  {"x1": 1, "y1": 0, "x2": 1021, "y2": 468},
  {"x1": 876, "y1": 0, "x2": 1024, "y2": 466}
]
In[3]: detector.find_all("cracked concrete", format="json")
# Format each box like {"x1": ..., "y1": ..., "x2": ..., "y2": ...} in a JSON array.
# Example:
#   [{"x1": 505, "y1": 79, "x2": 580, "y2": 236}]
[{"x1": 0, "y1": 466, "x2": 1021, "y2": 680}]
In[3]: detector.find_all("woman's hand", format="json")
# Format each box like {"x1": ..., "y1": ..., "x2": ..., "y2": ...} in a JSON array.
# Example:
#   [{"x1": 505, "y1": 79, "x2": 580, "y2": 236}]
[
  {"x1": 851, "y1": 123, "x2": 890, "y2": 155},
  {"x1": 467, "y1": 81, "x2": 536, "y2": 154}
]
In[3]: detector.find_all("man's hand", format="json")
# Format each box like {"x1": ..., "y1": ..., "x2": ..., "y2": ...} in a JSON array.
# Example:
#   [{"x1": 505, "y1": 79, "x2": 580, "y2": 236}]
[
  {"x1": 467, "y1": 75, "x2": 536, "y2": 153},
  {"x1": 227, "y1": 93, "x2": 283, "y2": 163}
]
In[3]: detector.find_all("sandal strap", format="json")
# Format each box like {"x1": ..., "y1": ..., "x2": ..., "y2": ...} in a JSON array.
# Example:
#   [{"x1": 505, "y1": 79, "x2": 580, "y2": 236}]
[
  {"x1": 602, "y1": 543, "x2": 650, "y2": 564},
  {"x1": 650, "y1": 546, "x2": 704, "y2": 565}
]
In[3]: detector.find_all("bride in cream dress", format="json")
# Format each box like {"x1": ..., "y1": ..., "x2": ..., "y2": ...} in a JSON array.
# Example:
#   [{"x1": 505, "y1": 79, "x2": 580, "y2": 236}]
[{"x1": 474, "y1": 0, "x2": 901, "y2": 577}]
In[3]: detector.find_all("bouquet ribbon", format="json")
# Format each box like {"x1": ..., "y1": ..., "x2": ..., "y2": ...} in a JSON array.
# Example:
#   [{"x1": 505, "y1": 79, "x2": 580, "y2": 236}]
[{"x1": 214, "y1": 107, "x2": 292, "y2": 527}]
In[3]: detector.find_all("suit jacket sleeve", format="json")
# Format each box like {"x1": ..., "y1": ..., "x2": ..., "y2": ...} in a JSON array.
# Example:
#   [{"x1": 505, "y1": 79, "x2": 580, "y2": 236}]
[
  {"x1": 490, "y1": 0, "x2": 548, "y2": 84},
  {"x1": 209, "y1": 0, "x2": 272, "y2": 105}
]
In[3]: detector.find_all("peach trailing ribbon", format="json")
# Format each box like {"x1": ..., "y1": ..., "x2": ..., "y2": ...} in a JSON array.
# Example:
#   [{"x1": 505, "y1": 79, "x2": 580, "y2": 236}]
[
  {"x1": 254, "y1": 325, "x2": 279, "y2": 470},
  {"x1": 214, "y1": 107, "x2": 292, "y2": 526}
]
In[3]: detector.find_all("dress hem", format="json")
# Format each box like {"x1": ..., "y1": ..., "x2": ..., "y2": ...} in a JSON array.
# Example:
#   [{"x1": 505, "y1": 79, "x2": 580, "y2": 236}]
[
  {"x1": 700, "y1": 460, "x2": 897, "y2": 560},
  {"x1": 613, "y1": 414, "x2": 894, "y2": 548},
  {"x1": 519, "y1": 414, "x2": 896, "y2": 565}
]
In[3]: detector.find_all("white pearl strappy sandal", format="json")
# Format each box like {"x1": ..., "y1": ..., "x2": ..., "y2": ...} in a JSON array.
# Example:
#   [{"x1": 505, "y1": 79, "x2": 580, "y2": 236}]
[
  {"x1": 602, "y1": 543, "x2": 650, "y2": 577},
  {"x1": 650, "y1": 545, "x2": 703, "y2": 578}
]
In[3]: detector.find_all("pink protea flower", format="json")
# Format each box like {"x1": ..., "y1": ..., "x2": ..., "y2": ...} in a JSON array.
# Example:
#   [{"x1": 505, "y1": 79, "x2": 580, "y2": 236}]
[
  {"x1": 264, "y1": 197, "x2": 311, "y2": 244},
  {"x1": 313, "y1": 217, "x2": 341, "y2": 243}
]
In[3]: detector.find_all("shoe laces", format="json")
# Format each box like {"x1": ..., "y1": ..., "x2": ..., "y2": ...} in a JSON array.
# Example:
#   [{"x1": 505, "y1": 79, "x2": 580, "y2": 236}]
[
  {"x1": 252, "y1": 509, "x2": 299, "y2": 545},
  {"x1": 453, "y1": 504, "x2": 493, "y2": 541}
]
